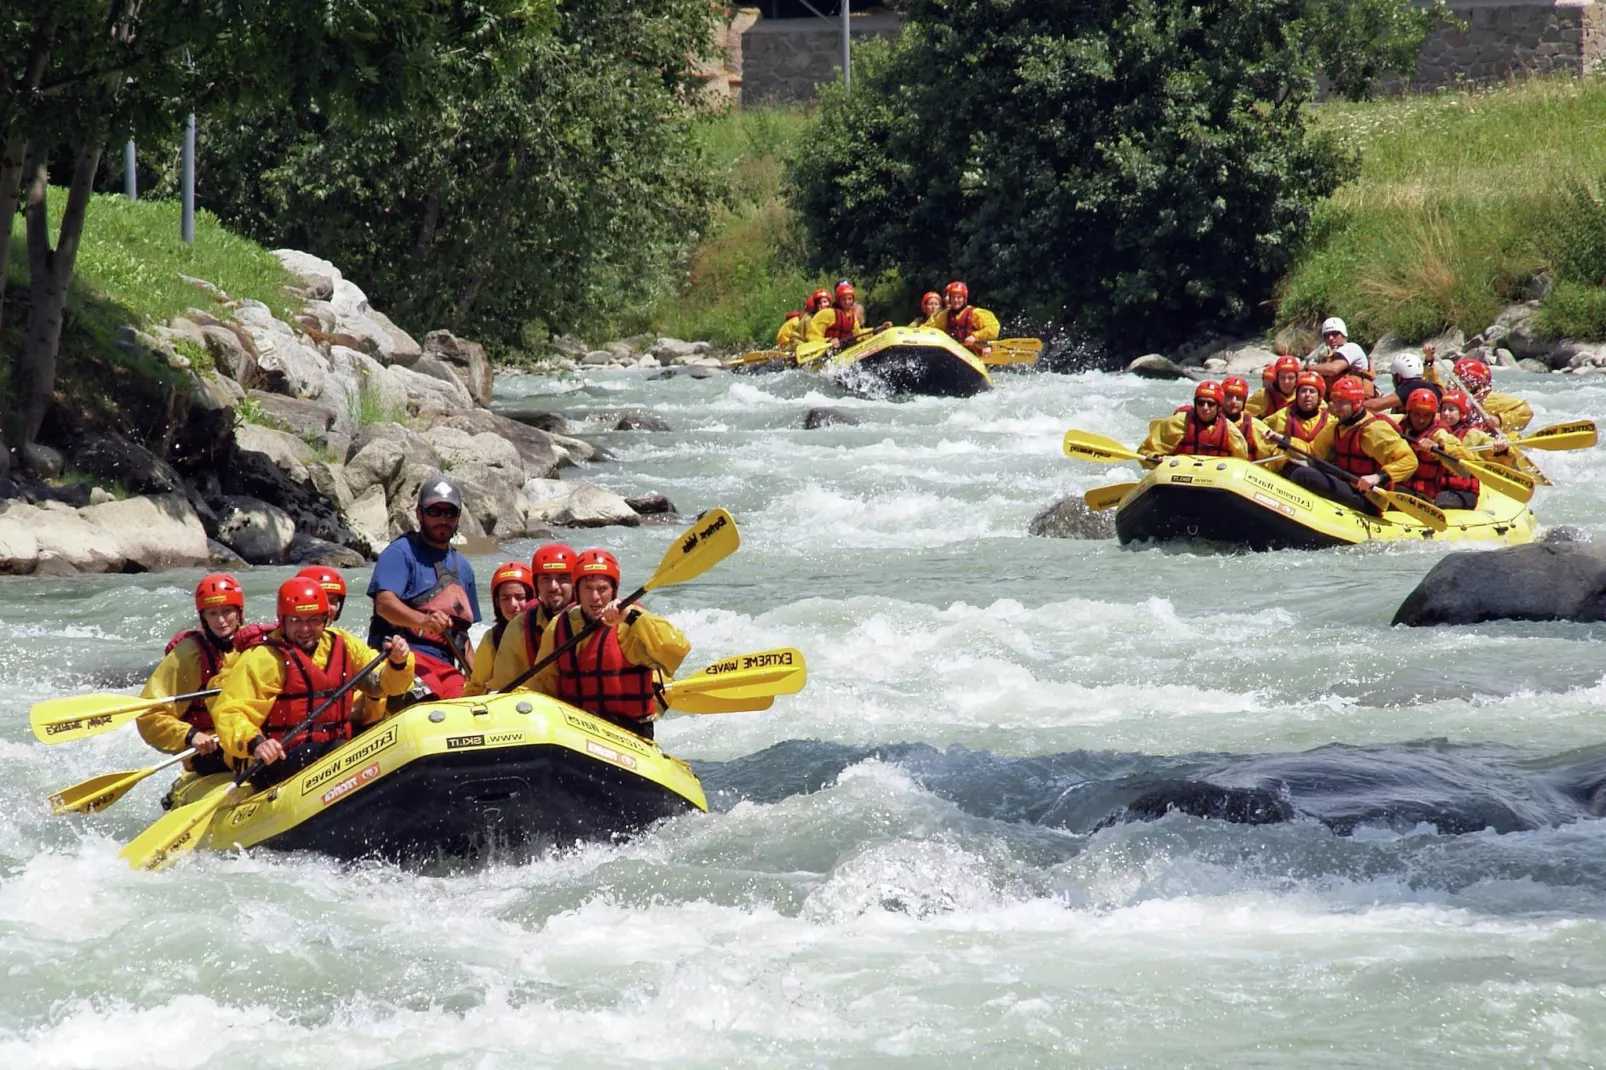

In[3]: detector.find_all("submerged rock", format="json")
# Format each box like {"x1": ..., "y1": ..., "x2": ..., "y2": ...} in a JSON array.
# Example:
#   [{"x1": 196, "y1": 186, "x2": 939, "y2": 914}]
[
  {"x1": 1027, "y1": 496, "x2": 1116, "y2": 539},
  {"x1": 802, "y1": 407, "x2": 860, "y2": 429}
]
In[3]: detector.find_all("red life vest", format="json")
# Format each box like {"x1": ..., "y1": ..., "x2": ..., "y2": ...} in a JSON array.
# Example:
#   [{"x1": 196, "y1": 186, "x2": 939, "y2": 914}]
[
  {"x1": 163, "y1": 629, "x2": 227, "y2": 731},
  {"x1": 943, "y1": 306, "x2": 977, "y2": 341},
  {"x1": 262, "y1": 632, "x2": 355, "y2": 746},
  {"x1": 1284, "y1": 407, "x2": 1329, "y2": 444},
  {"x1": 521, "y1": 602, "x2": 563, "y2": 665},
  {"x1": 1261, "y1": 387, "x2": 1294, "y2": 417},
  {"x1": 1332, "y1": 413, "x2": 1390, "y2": 479},
  {"x1": 823, "y1": 307, "x2": 858, "y2": 341},
  {"x1": 1235, "y1": 414, "x2": 1261, "y2": 460},
  {"x1": 552, "y1": 607, "x2": 657, "y2": 722},
  {"x1": 1177, "y1": 413, "x2": 1233, "y2": 457},
  {"x1": 1443, "y1": 424, "x2": 1482, "y2": 494},
  {"x1": 1404, "y1": 421, "x2": 1452, "y2": 497}
]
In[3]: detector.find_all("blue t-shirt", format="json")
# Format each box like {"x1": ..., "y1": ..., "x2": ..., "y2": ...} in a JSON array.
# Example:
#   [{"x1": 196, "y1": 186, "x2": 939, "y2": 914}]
[{"x1": 366, "y1": 533, "x2": 480, "y2": 662}]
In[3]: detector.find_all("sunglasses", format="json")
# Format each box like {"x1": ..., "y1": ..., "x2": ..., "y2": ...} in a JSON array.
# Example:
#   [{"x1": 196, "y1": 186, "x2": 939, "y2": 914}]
[{"x1": 422, "y1": 505, "x2": 460, "y2": 519}]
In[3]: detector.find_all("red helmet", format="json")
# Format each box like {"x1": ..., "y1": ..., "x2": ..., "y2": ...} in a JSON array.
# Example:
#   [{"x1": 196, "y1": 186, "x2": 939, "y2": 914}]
[
  {"x1": 1272, "y1": 355, "x2": 1301, "y2": 378},
  {"x1": 491, "y1": 561, "x2": 535, "y2": 599},
  {"x1": 1222, "y1": 375, "x2": 1250, "y2": 399},
  {"x1": 1194, "y1": 380, "x2": 1225, "y2": 404},
  {"x1": 1441, "y1": 389, "x2": 1470, "y2": 415},
  {"x1": 574, "y1": 548, "x2": 621, "y2": 591},
  {"x1": 1453, "y1": 357, "x2": 1492, "y2": 394},
  {"x1": 1295, "y1": 370, "x2": 1326, "y2": 397},
  {"x1": 1261, "y1": 365, "x2": 1277, "y2": 386},
  {"x1": 1330, "y1": 378, "x2": 1367, "y2": 407},
  {"x1": 294, "y1": 566, "x2": 347, "y2": 599},
  {"x1": 810, "y1": 288, "x2": 832, "y2": 310},
  {"x1": 276, "y1": 577, "x2": 330, "y2": 620},
  {"x1": 834, "y1": 282, "x2": 855, "y2": 300},
  {"x1": 945, "y1": 281, "x2": 969, "y2": 303},
  {"x1": 1406, "y1": 388, "x2": 1439, "y2": 416},
  {"x1": 531, "y1": 542, "x2": 577, "y2": 578},
  {"x1": 195, "y1": 573, "x2": 245, "y2": 613},
  {"x1": 921, "y1": 291, "x2": 941, "y2": 306}
]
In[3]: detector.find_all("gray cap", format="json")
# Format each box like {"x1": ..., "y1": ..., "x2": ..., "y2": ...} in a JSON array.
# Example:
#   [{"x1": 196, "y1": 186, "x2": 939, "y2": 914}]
[{"x1": 417, "y1": 476, "x2": 463, "y2": 511}]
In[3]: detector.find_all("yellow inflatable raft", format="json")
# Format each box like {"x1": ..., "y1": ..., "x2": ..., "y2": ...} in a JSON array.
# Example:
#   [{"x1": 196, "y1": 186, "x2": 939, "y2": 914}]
[
  {"x1": 165, "y1": 692, "x2": 706, "y2": 861},
  {"x1": 817, "y1": 326, "x2": 992, "y2": 397},
  {"x1": 1113, "y1": 455, "x2": 1539, "y2": 550}
]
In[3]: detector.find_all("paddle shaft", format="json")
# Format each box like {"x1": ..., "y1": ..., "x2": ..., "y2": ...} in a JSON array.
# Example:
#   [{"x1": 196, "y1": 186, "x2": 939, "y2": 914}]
[
  {"x1": 56, "y1": 748, "x2": 198, "y2": 814},
  {"x1": 499, "y1": 584, "x2": 649, "y2": 695}
]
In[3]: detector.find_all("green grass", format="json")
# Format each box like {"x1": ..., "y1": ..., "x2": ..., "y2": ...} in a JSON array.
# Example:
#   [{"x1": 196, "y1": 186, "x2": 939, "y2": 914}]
[
  {"x1": 2, "y1": 188, "x2": 296, "y2": 439},
  {"x1": 648, "y1": 105, "x2": 835, "y2": 347},
  {"x1": 348, "y1": 382, "x2": 404, "y2": 428},
  {"x1": 1280, "y1": 75, "x2": 1606, "y2": 343}
]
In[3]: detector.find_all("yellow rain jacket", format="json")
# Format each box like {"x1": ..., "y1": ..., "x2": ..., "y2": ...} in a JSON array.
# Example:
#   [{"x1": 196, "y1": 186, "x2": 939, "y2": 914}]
[
  {"x1": 1245, "y1": 386, "x2": 1294, "y2": 419},
  {"x1": 497, "y1": 605, "x2": 690, "y2": 701},
  {"x1": 1481, "y1": 391, "x2": 1533, "y2": 434},
  {"x1": 1138, "y1": 412, "x2": 1250, "y2": 464},
  {"x1": 211, "y1": 628, "x2": 415, "y2": 763},
  {"x1": 806, "y1": 304, "x2": 867, "y2": 344},
  {"x1": 136, "y1": 633, "x2": 229, "y2": 754},
  {"x1": 1320, "y1": 414, "x2": 1417, "y2": 486},
  {"x1": 775, "y1": 313, "x2": 808, "y2": 348},
  {"x1": 465, "y1": 603, "x2": 564, "y2": 697},
  {"x1": 926, "y1": 306, "x2": 1001, "y2": 349},
  {"x1": 1262, "y1": 404, "x2": 1335, "y2": 473},
  {"x1": 1232, "y1": 412, "x2": 1276, "y2": 461}
]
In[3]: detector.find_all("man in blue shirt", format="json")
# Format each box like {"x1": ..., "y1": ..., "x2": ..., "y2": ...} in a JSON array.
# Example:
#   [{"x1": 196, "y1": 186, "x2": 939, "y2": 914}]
[{"x1": 367, "y1": 477, "x2": 481, "y2": 700}]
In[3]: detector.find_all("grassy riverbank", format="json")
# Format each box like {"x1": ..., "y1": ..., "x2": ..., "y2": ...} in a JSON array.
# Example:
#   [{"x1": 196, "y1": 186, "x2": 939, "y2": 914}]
[{"x1": 1279, "y1": 75, "x2": 1606, "y2": 343}]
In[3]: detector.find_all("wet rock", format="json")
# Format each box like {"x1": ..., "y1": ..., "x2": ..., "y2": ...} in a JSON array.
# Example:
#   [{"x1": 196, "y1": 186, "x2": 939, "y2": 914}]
[
  {"x1": 649, "y1": 365, "x2": 723, "y2": 381},
  {"x1": 614, "y1": 411, "x2": 672, "y2": 432},
  {"x1": 216, "y1": 495, "x2": 297, "y2": 565},
  {"x1": 37, "y1": 482, "x2": 92, "y2": 509},
  {"x1": 1517, "y1": 358, "x2": 1551, "y2": 374},
  {"x1": 802, "y1": 407, "x2": 860, "y2": 429},
  {"x1": 1126, "y1": 353, "x2": 1191, "y2": 380},
  {"x1": 1108, "y1": 781, "x2": 1296, "y2": 827},
  {"x1": 650, "y1": 338, "x2": 711, "y2": 363},
  {"x1": 1209, "y1": 342, "x2": 1276, "y2": 375},
  {"x1": 520, "y1": 479, "x2": 640, "y2": 528},
  {"x1": 1028, "y1": 497, "x2": 1117, "y2": 540},
  {"x1": 221, "y1": 449, "x2": 363, "y2": 553},
  {"x1": 70, "y1": 433, "x2": 181, "y2": 495},
  {"x1": 625, "y1": 492, "x2": 676, "y2": 516},
  {"x1": 1392, "y1": 543, "x2": 1606, "y2": 626},
  {"x1": 494, "y1": 403, "x2": 568, "y2": 434},
  {"x1": 287, "y1": 533, "x2": 366, "y2": 567},
  {"x1": 208, "y1": 538, "x2": 248, "y2": 567},
  {"x1": 1541, "y1": 526, "x2": 1589, "y2": 545},
  {"x1": 0, "y1": 494, "x2": 210, "y2": 575}
]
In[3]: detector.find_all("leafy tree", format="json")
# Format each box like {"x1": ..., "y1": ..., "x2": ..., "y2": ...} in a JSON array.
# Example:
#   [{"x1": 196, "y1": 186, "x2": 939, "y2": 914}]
[
  {"x1": 0, "y1": 0, "x2": 543, "y2": 453},
  {"x1": 198, "y1": 0, "x2": 719, "y2": 350},
  {"x1": 788, "y1": 0, "x2": 1441, "y2": 356}
]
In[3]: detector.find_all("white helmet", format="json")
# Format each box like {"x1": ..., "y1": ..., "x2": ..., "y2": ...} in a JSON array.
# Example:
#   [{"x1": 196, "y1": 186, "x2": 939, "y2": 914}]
[
  {"x1": 1320, "y1": 317, "x2": 1347, "y2": 338},
  {"x1": 1390, "y1": 353, "x2": 1423, "y2": 380}
]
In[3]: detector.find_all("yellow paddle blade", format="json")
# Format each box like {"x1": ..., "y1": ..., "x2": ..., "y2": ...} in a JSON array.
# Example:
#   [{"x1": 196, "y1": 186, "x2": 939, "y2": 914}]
[
  {"x1": 1084, "y1": 482, "x2": 1138, "y2": 511},
  {"x1": 1503, "y1": 420, "x2": 1595, "y2": 451},
  {"x1": 1454, "y1": 455, "x2": 1535, "y2": 503},
  {"x1": 1375, "y1": 489, "x2": 1448, "y2": 532},
  {"x1": 30, "y1": 693, "x2": 164, "y2": 744},
  {"x1": 118, "y1": 782, "x2": 236, "y2": 871},
  {"x1": 50, "y1": 767, "x2": 154, "y2": 815},
  {"x1": 664, "y1": 693, "x2": 775, "y2": 715},
  {"x1": 644, "y1": 509, "x2": 740, "y2": 593},
  {"x1": 665, "y1": 648, "x2": 807, "y2": 703},
  {"x1": 983, "y1": 339, "x2": 1041, "y2": 366},
  {"x1": 794, "y1": 339, "x2": 832, "y2": 365},
  {"x1": 1062, "y1": 429, "x2": 1146, "y2": 464},
  {"x1": 726, "y1": 348, "x2": 790, "y2": 367}
]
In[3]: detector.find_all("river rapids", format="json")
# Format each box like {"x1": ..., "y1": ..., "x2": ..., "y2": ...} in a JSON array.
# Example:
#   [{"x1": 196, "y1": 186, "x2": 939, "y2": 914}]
[{"x1": 3, "y1": 366, "x2": 1606, "y2": 1066}]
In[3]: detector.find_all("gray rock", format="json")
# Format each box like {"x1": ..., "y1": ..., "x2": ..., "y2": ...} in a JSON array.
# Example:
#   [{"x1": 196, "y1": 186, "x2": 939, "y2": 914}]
[
  {"x1": 649, "y1": 365, "x2": 724, "y2": 381},
  {"x1": 389, "y1": 363, "x2": 473, "y2": 415},
  {"x1": 234, "y1": 423, "x2": 316, "y2": 483},
  {"x1": 422, "y1": 330, "x2": 494, "y2": 407},
  {"x1": 650, "y1": 338, "x2": 711, "y2": 363},
  {"x1": 603, "y1": 341, "x2": 633, "y2": 362},
  {"x1": 343, "y1": 435, "x2": 409, "y2": 499},
  {"x1": 1493, "y1": 348, "x2": 1519, "y2": 368},
  {"x1": 1517, "y1": 358, "x2": 1552, "y2": 374},
  {"x1": 87, "y1": 487, "x2": 116, "y2": 506},
  {"x1": 306, "y1": 461, "x2": 355, "y2": 516},
  {"x1": 581, "y1": 349, "x2": 614, "y2": 366},
  {"x1": 1273, "y1": 323, "x2": 1318, "y2": 362},
  {"x1": 0, "y1": 494, "x2": 210, "y2": 575},
  {"x1": 520, "y1": 479, "x2": 641, "y2": 528},
  {"x1": 87, "y1": 495, "x2": 209, "y2": 571},
  {"x1": 235, "y1": 303, "x2": 330, "y2": 398},
  {"x1": 1210, "y1": 342, "x2": 1277, "y2": 374},
  {"x1": 345, "y1": 484, "x2": 391, "y2": 555},
  {"x1": 272, "y1": 250, "x2": 341, "y2": 301},
  {"x1": 548, "y1": 335, "x2": 588, "y2": 359},
  {"x1": 367, "y1": 309, "x2": 423, "y2": 368},
  {"x1": 201, "y1": 324, "x2": 259, "y2": 385},
  {"x1": 1028, "y1": 497, "x2": 1117, "y2": 539},
  {"x1": 329, "y1": 345, "x2": 410, "y2": 420},
  {"x1": 802, "y1": 407, "x2": 861, "y2": 429},
  {"x1": 494, "y1": 403, "x2": 568, "y2": 434},
  {"x1": 207, "y1": 538, "x2": 248, "y2": 567},
  {"x1": 1541, "y1": 526, "x2": 1589, "y2": 545},
  {"x1": 614, "y1": 410, "x2": 672, "y2": 432},
  {"x1": 1482, "y1": 302, "x2": 1553, "y2": 361},
  {"x1": 418, "y1": 410, "x2": 569, "y2": 480},
  {"x1": 21, "y1": 443, "x2": 63, "y2": 479},
  {"x1": 287, "y1": 532, "x2": 366, "y2": 567},
  {"x1": 1565, "y1": 342, "x2": 1606, "y2": 370},
  {"x1": 216, "y1": 495, "x2": 297, "y2": 565},
  {"x1": 1127, "y1": 354, "x2": 1191, "y2": 380},
  {"x1": 244, "y1": 390, "x2": 337, "y2": 437},
  {"x1": 71, "y1": 433, "x2": 181, "y2": 495},
  {"x1": 1391, "y1": 543, "x2": 1606, "y2": 626},
  {"x1": 411, "y1": 354, "x2": 479, "y2": 407},
  {"x1": 625, "y1": 492, "x2": 676, "y2": 516},
  {"x1": 420, "y1": 425, "x2": 524, "y2": 477},
  {"x1": 452, "y1": 468, "x2": 525, "y2": 539}
]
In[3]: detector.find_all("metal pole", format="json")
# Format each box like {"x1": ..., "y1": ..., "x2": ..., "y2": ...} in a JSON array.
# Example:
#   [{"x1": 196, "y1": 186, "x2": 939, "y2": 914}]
[
  {"x1": 123, "y1": 140, "x2": 137, "y2": 199},
  {"x1": 181, "y1": 114, "x2": 195, "y2": 243},
  {"x1": 841, "y1": 0, "x2": 851, "y2": 92}
]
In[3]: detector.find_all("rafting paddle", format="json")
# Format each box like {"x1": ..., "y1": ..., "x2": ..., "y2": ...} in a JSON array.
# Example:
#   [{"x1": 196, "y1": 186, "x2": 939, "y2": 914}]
[
  {"x1": 30, "y1": 689, "x2": 221, "y2": 744},
  {"x1": 1466, "y1": 419, "x2": 1597, "y2": 453},
  {"x1": 498, "y1": 509, "x2": 741, "y2": 695},
  {"x1": 1061, "y1": 430, "x2": 1158, "y2": 466},
  {"x1": 658, "y1": 648, "x2": 807, "y2": 715},
  {"x1": 48, "y1": 749, "x2": 199, "y2": 815},
  {"x1": 1083, "y1": 483, "x2": 1137, "y2": 511},
  {"x1": 1427, "y1": 445, "x2": 1535, "y2": 503},
  {"x1": 982, "y1": 338, "x2": 1042, "y2": 366},
  {"x1": 1267, "y1": 431, "x2": 1449, "y2": 531},
  {"x1": 118, "y1": 651, "x2": 391, "y2": 871}
]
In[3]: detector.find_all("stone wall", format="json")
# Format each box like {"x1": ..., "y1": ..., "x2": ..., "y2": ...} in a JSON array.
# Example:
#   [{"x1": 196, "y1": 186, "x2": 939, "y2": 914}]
[
  {"x1": 1414, "y1": 0, "x2": 1605, "y2": 89},
  {"x1": 738, "y1": 11, "x2": 904, "y2": 105}
]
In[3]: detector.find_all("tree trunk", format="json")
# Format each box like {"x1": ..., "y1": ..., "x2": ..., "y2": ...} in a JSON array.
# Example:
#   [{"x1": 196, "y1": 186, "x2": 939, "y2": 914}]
[
  {"x1": 20, "y1": 140, "x2": 104, "y2": 446},
  {"x1": 0, "y1": 134, "x2": 28, "y2": 342},
  {"x1": 450, "y1": 143, "x2": 529, "y2": 329}
]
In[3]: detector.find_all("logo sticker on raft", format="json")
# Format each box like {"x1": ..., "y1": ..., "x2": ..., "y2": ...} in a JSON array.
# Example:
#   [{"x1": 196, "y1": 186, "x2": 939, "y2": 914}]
[
  {"x1": 563, "y1": 711, "x2": 652, "y2": 757},
  {"x1": 1244, "y1": 471, "x2": 1314, "y2": 512},
  {"x1": 585, "y1": 740, "x2": 638, "y2": 770},
  {"x1": 320, "y1": 762, "x2": 381, "y2": 807},
  {"x1": 680, "y1": 512, "x2": 730, "y2": 556},
  {"x1": 300, "y1": 724, "x2": 399, "y2": 796},
  {"x1": 229, "y1": 802, "x2": 260, "y2": 827},
  {"x1": 702, "y1": 650, "x2": 795, "y2": 674},
  {"x1": 446, "y1": 734, "x2": 485, "y2": 749}
]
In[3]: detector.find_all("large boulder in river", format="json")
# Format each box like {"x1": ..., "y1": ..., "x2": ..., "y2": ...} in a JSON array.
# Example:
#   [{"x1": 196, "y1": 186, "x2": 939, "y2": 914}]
[
  {"x1": 520, "y1": 479, "x2": 640, "y2": 528},
  {"x1": 1391, "y1": 543, "x2": 1606, "y2": 626},
  {"x1": 216, "y1": 495, "x2": 296, "y2": 564},
  {"x1": 1028, "y1": 496, "x2": 1117, "y2": 540},
  {"x1": 1126, "y1": 353, "x2": 1191, "y2": 380}
]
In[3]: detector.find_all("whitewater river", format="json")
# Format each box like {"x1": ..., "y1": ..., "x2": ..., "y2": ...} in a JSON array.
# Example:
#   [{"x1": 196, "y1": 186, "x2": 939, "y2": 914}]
[{"x1": 3, "y1": 364, "x2": 1605, "y2": 1067}]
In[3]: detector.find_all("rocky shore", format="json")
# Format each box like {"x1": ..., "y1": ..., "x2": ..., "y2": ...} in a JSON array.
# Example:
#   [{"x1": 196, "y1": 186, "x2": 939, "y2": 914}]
[{"x1": 0, "y1": 252, "x2": 718, "y2": 577}]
